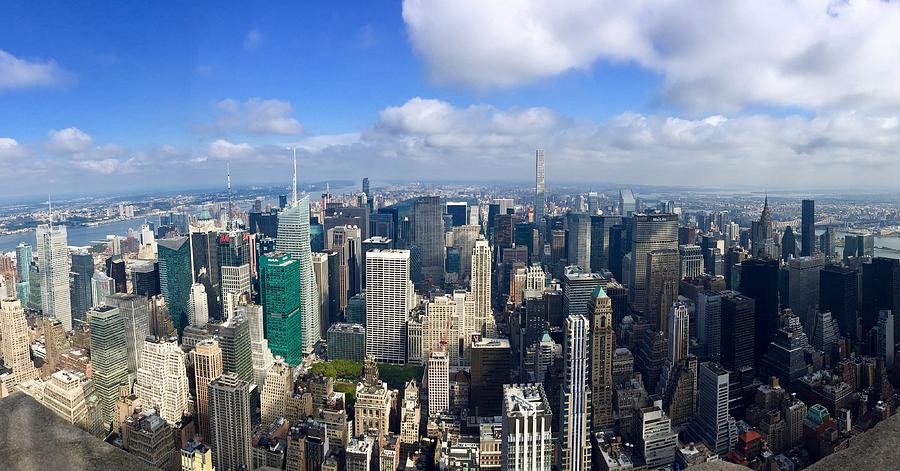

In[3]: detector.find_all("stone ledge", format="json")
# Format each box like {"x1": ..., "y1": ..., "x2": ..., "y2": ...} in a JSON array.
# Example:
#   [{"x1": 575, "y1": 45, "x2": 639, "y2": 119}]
[{"x1": 0, "y1": 392, "x2": 158, "y2": 471}]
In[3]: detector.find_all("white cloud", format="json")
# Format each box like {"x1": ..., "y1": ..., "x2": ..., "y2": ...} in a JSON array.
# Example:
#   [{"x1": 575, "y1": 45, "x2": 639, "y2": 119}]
[
  {"x1": 0, "y1": 138, "x2": 28, "y2": 160},
  {"x1": 372, "y1": 97, "x2": 559, "y2": 147},
  {"x1": 402, "y1": 0, "x2": 900, "y2": 112},
  {"x1": 0, "y1": 49, "x2": 73, "y2": 90},
  {"x1": 46, "y1": 127, "x2": 93, "y2": 154},
  {"x1": 73, "y1": 158, "x2": 119, "y2": 175},
  {"x1": 8, "y1": 98, "x2": 900, "y2": 194},
  {"x1": 210, "y1": 98, "x2": 304, "y2": 135},
  {"x1": 206, "y1": 139, "x2": 256, "y2": 160},
  {"x1": 243, "y1": 29, "x2": 261, "y2": 50}
]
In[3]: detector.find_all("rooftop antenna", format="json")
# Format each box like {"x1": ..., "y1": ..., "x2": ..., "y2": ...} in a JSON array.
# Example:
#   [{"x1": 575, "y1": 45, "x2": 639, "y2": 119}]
[
  {"x1": 48, "y1": 192, "x2": 52, "y2": 229},
  {"x1": 226, "y1": 162, "x2": 233, "y2": 224},
  {"x1": 291, "y1": 147, "x2": 298, "y2": 207}
]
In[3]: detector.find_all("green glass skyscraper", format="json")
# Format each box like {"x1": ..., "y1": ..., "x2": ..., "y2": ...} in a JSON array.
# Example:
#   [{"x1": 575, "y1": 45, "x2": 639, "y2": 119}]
[
  {"x1": 158, "y1": 237, "x2": 192, "y2": 335},
  {"x1": 259, "y1": 252, "x2": 302, "y2": 366}
]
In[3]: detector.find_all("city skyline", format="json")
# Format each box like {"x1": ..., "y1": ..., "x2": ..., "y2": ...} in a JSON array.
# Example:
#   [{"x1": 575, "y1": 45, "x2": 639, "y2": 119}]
[{"x1": 5, "y1": 2, "x2": 900, "y2": 195}]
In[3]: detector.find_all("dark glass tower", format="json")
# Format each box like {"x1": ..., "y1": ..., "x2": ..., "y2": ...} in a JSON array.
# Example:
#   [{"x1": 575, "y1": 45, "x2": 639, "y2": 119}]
[
  {"x1": 861, "y1": 257, "x2": 900, "y2": 336},
  {"x1": 105, "y1": 257, "x2": 127, "y2": 293},
  {"x1": 819, "y1": 265, "x2": 858, "y2": 339},
  {"x1": 411, "y1": 196, "x2": 445, "y2": 286},
  {"x1": 721, "y1": 293, "x2": 756, "y2": 372},
  {"x1": 70, "y1": 253, "x2": 94, "y2": 326},
  {"x1": 801, "y1": 199, "x2": 815, "y2": 257},
  {"x1": 740, "y1": 258, "x2": 779, "y2": 368}
]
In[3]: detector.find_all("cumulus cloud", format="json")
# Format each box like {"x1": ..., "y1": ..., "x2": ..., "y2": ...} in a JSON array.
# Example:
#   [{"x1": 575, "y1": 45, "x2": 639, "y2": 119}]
[
  {"x1": 210, "y1": 98, "x2": 304, "y2": 135},
  {"x1": 8, "y1": 98, "x2": 900, "y2": 194},
  {"x1": 46, "y1": 127, "x2": 93, "y2": 154},
  {"x1": 372, "y1": 97, "x2": 559, "y2": 148},
  {"x1": 402, "y1": 0, "x2": 900, "y2": 112},
  {"x1": 0, "y1": 138, "x2": 28, "y2": 160},
  {"x1": 0, "y1": 49, "x2": 74, "y2": 90}
]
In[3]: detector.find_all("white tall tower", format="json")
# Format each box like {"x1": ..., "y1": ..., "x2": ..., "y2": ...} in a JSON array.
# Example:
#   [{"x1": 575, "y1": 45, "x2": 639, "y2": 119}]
[
  {"x1": 36, "y1": 220, "x2": 71, "y2": 330},
  {"x1": 471, "y1": 237, "x2": 493, "y2": 336},
  {"x1": 535, "y1": 149, "x2": 545, "y2": 227},
  {"x1": 559, "y1": 314, "x2": 591, "y2": 471},
  {"x1": 276, "y1": 195, "x2": 321, "y2": 354},
  {"x1": 426, "y1": 350, "x2": 449, "y2": 417},
  {"x1": 133, "y1": 337, "x2": 190, "y2": 424},
  {"x1": 668, "y1": 301, "x2": 690, "y2": 365},
  {"x1": 189, "y1": 283, "x2": 209, "y2": 326},
  {"x1": 365, "y1": 249, "x2": 410, "y2": 364}
]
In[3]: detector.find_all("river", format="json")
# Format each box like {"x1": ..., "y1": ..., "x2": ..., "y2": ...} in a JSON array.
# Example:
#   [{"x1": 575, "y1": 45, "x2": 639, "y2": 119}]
[{"x1": 0, "y1": 217, "x2": 153, "y2": 253}]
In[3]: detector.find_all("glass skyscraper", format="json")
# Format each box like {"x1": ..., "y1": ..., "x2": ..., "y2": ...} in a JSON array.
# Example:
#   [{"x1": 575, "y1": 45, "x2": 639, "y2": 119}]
[
  {"x1": 276, "y1": 195, "x2": 320, "y2": 354},
  {"x1": 70, "y1": 252, "x2": 94, "y2": 327},
  {"x1": 158, "y1": 236, "x2": 193, "y2": 335},
  {"x1": 259, "y1": 252, "x2": 302, "y2": 366}
]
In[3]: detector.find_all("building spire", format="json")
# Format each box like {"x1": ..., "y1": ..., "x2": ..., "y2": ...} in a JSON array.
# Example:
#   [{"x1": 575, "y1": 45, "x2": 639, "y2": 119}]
[
  {"x1": 226, "y1": 162, "x2": 233, "y2": 224},
  {"x1": 48, "y1": 192, "x2": 52, "y2": 229},
  {"x1": 291, "y1": 147, "x2": 298, "y2": 207}
]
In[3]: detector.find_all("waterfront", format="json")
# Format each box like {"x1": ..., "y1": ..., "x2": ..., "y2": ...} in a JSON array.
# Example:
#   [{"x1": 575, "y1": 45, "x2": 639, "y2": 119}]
[{"x1": 0, "y1": 217, "x2": 151, "y2": 253}]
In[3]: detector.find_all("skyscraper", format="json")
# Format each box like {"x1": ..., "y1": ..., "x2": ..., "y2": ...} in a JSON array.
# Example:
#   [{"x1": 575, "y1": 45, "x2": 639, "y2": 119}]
[
  {"x1": 679, "y1": 245, "x2": 704, "y2": 279},
  {"x1": 801, "y1": 199, "x2": 815, "y2": 256},
  {"x1": 193, "y1": 339, "x2": 223, "y2": 442},
  {"x1": 217, "y1": 315, "x2": 253, "y2": 384},
  {"x1": 470, "y1": 337, "x2": 511, "y2": 417},
  {"x1": 875, "y1": 310, "x2": 894, "y2": 370},
  {"x1": 259, "y1": 252, "x2": 302, "y2": 366},
  {"x1": 158, "y1": 237, "x2": 192, "y2": 335},
  {"x1": 411, "y1": 196, "x2": 445, "y2": 286},
  {"x1": 471, "y1": 238, "x2": 494, "y2": 336},
  {"x1": 133, "y1": 337, "x2": 190, "y2": 424},
  {"x1": 559, "y1": 314, "x2": 591, "y2": 471},
  {"x1": 591, "y1": 215, "x2": 622, "y2": 273},
  {"x1": 276, "y1": 194, "x2": 321, "y2": 355},
  {"x1": 0, "y1": 297, "x2": 38, "y2": 389},
  {"x1": 588, "y1": 286, "x2": 615, "y2": 430},
  {"x1": 721, "y1": 293, "x2": 755, "y2": 372},
  {"x1": 88, "y1": 304, "x2": 129, "y2": 426},
  {"x1": 365, "y1": 249, "x2": 411, "y2": 363},
  {"x1": 36, "y1": 222, "x2": 71, "y2": 330},
  {"x1": 668, "y1": 301, "x2": 690, "y2": 365},
  {"x1": 535, "y1": 149, "x2": 545, "y2": 230},
  {"x1": 751, "y1": 196, "x2": 774, "y2": 259},
  {"x1": 694, "y1": 362, "x2": 737, "y2": 454},
  {"x1": 219, "y1": 242, "x2": 251, "y2": 321},
  {"x1": 696, "y1": 290, "x2": 723, "y2": 362},
  {"x1": 566, "y1": 212, "x2": 591, "y2": 271},
  {"x1": 69, "y1": 252, "x2": 94, "y2": 327},
  {"x1": 630, "y1": 214, "x2": 679, "y2": 313},
  {"x1": 787, "y1": 255, "x2": 824, "y2": 336},
  {"x1": 189, "y1": 283, "x2": 209, "y2": 327},
  {"x1": 14, "y1": 243, "x2": 31, "y2": 302},
  {"x1": 861, "y1": 257, "x2": 900, "y2": 337},
  {"x1": 106, "y1": 293, "x2": 150, "y2": 379},
  {"x1": 260, "y1": 358, "x2": 293, "y2": 425},
  {"x1": 740, "y1": 258, "x2": 780, "y2": 367},
  {"x1": 618, "y1": 189, "x2": 636, "y2": 216},
  {"x1": 646, "y1": 249, "x2": 680, "y2": 334},
  {"x1": 502, "y1": 384, "x2": 553, "y2": 470},
  {"x1": 426, "y1": 350, "x2": 449, "y2": 417},
  {"x1": 208, "y1": 373, "x2": 253, "y2": 471}
]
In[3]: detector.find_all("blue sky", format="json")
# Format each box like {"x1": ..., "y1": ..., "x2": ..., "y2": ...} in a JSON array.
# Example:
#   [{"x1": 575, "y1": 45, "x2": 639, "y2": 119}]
[{"x1": 3, "y1": 1, "x2": 900, "y2": 196}]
